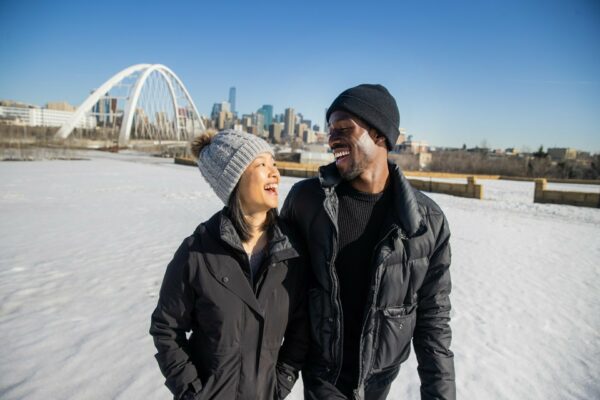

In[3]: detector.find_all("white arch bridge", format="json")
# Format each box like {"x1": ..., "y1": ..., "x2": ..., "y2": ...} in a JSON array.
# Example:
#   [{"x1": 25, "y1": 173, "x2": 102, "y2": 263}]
[{"x1": 55, "y1": 64, "x2": 205, "y2": 146}]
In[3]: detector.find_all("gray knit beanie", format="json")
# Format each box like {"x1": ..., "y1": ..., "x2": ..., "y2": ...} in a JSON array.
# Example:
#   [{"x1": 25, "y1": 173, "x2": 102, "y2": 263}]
[{"x1": 191, "y1": 129, "x2": 274, "y2": 204}]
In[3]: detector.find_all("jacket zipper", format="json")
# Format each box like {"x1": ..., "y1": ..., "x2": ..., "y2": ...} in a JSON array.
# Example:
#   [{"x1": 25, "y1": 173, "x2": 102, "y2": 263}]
[
  {"x1": 323, "y1": 188, "x2": 343, "y2": 383},
  {"x1": 355, "y1": 226, "x2": 406, "y2": 395}
]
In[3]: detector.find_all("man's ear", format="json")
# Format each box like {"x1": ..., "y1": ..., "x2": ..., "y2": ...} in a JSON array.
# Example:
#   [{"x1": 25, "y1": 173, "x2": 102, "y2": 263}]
[
  {"x1": 368, "y1": 128, "x2": 387, "y2": 147},
  {"x1": 374, "y1": 133, "x2": 386, "y2": 146}
]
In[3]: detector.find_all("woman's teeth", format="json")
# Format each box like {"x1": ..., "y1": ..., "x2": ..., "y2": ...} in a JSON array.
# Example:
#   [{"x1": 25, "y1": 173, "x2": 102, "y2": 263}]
[{"x1": 264, "y1": 183, "x2": 278, "y2": 193}]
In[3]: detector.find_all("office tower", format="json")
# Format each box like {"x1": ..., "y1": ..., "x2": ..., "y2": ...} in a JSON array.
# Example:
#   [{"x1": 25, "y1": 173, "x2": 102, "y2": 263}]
[
  {"x1": 296, "y1": 122, "x2": 308, "y2": 140},
  {"x1": 283, "y1": 107, "x2": 295, "y2": 140},
  {"x1": 211, "y1": 103, "x2": 222, "y2": 120},
  {"x1": 212, "y1": 101, "x2": 231, "y2": 120},
  {"x1": 257, "y1": 104, "x2": 273, "y2": 129},
  {"x1": 212, "y1": 102, "x2": 233, "y2": 130},
  {"x1": 229, "y1": 87, "x2": 236, "y2": 115},
  {"x1": 269, "y1": 122, "x2": 284, "y2": 143},
  {"x1": 253, "y1": 113, "x2": 265, "y2": 137},
  {"x1": 303, "y1": 128, "x2": 316, "y2": 144}
]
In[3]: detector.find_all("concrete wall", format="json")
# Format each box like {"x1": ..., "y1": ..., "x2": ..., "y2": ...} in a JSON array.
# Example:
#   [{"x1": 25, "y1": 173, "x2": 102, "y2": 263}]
[
  {"x1": 404, "y1": 170, "x2": 500, "y2": 180},
  {"x1": 408, "y1": 176, "x2": 483, "y2": 199},
  {"x1": 503, "y1": 176, "x2": 600, "y2": 185},
  {"x1": 175, "y1": 158, "x2": 484, "y2": 199},
  {"x1": 174, "y1": 157, "x2": 196, "y2": 166},
  {"x1": 534, "y1": 179, "x2": 600, "y2": 208},
  {"x1": 276, "y1": 165, "x2": 484, "y2": 199}
]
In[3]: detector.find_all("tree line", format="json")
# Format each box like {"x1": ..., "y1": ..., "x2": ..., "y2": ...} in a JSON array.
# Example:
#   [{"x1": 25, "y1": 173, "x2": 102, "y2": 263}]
[{"x1": 392, "y1": 149, "x2": 600, "y2": 180}]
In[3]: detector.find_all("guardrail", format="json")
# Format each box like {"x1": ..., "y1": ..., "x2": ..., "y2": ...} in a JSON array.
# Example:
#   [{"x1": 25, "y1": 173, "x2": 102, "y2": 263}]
[{"x1": 534, "y1": 179, "x2": 600, "y2": 208}]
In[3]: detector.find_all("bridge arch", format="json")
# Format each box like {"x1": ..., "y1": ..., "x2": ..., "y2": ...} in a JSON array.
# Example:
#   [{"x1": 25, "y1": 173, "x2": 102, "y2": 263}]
[{"x1": 55, "y1": 64, "x2": 205, "y2": 146}]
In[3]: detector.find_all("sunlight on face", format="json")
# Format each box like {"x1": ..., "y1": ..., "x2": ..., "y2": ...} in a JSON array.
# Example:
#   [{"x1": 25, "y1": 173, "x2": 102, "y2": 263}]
[
  {"x1": 328, "y1": 110, "x2": 380, "y2": 180},
  {"x1": 237, "y1": 153, "x2": 280, "y2": 214}
]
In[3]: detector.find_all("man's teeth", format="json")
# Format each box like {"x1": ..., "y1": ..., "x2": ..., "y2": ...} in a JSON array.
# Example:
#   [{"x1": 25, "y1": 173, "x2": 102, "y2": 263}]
[
  {"x1": 264, "y1": 183, "x2": 278, "y2": 190},
  {"x1": 334, "y1": 150, "x2": 350, "y2": 159}
]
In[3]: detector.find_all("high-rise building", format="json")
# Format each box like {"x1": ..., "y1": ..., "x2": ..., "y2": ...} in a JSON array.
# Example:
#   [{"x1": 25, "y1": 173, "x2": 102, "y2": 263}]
[
  {"x1": 253, "y1": 113, "x2": 265, "y2": 137},
  {"x1": 229, "y1": 87, "x2": 236, "y2": 115},
  {"x1": 269, "y1": 122, "x2": 284, "y2": 143},
  {"x1": 217, "y1": 110, "x2": 234, "y2": 130},
  {"x1": 211, "y1": 101, "x2": 231, "y2": 120},
  {"x1": 296, "y1": 122, "x2": 308, "y2": 139},
  {"x1": 257, "y1": 104, "x2": 273, "y2": 129},
  {"x1": 91, "y1": 93, "x2": 114, "y2": 126},
  {"x1": 284, "y1": 107, "x2": 295, "y2": 140}
]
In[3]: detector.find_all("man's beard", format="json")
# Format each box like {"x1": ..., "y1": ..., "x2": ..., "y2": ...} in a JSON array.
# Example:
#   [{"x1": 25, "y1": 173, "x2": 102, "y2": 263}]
[{"x1": 338, "y1": 157, "x2": 366, "y2": 181}]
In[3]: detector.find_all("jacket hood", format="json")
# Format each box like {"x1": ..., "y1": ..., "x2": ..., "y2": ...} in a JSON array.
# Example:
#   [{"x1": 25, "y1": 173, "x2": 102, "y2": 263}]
[{"x1": 318, "y1": 161, "x2": 425, "y2": 237}]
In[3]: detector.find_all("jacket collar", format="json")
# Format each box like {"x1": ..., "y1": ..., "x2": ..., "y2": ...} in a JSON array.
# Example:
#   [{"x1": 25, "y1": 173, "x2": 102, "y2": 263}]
[
  {"x1": 204, "y1": 209, "x2": 299, "y2": 262},
  {"x1": 200, "y1": 210, "x2": 298, "y2": 318},
  {"x1": 318, "y1": 161, "x2": 425, "y2": 237}
]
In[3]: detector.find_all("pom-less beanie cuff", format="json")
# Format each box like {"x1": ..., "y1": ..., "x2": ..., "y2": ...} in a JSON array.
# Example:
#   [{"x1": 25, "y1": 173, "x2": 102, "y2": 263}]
[{"x1": 196, "y1": 130, "x2": 273, "y2": 204}]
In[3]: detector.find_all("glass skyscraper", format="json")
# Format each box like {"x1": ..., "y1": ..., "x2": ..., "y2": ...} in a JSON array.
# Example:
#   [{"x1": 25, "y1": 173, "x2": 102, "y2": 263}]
[
  {"x1": 228, "y1": 87, "x2": 236, "y2": 115},
  {"x1": 257, "y1": 104, "x2": 273, "y2": 129}
]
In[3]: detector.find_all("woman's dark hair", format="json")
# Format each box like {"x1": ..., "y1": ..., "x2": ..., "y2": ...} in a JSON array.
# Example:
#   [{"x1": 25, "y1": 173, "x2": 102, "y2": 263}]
[{"x1": 227, "y1": 183, "x2": 277, "y2": 243}]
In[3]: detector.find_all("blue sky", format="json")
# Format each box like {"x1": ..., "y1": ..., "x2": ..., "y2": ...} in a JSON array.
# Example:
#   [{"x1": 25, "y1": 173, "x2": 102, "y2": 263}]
[{"x1": 1, "y1": 0, "x2": 599, "y2": 152}]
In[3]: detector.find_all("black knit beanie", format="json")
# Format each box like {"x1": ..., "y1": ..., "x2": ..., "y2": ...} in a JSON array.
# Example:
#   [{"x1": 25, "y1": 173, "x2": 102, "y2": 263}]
[{"x1": 326, "y1": 84, "x2": 400, "y2": 150}]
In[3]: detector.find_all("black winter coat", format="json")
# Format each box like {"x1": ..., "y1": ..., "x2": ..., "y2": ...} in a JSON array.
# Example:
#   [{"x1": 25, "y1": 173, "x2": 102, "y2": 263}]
[
  {"x1": 150, "y1": 210, "x2": 309, "y2": 400},
  {"x1": 281, "y1": 162, "x2": 455, "y2": 400}
]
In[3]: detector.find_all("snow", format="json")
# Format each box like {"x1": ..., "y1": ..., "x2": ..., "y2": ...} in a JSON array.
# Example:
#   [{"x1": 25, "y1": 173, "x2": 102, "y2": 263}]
[{"x1": 1, "y1": 152, "x2": 599, "y2": 400}]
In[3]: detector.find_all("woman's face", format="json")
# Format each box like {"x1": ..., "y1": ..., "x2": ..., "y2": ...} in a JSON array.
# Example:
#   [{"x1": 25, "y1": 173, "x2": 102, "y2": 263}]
[{"x1": 237, "y1": 152, "x2": 280, "y2": 214}]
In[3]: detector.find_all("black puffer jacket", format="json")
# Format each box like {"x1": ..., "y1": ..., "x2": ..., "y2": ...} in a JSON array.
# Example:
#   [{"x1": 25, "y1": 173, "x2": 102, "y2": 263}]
[
  {"x1": 281, "y1": 162, "x2": 455, "y2": 400},
  {"x1": 150, "y1": 210, "x2": 309, "y2": 400}
]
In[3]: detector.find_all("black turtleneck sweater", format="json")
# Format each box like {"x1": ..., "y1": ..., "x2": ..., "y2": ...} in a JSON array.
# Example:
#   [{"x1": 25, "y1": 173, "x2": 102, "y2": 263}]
[{"x1": 335, "y1": 181, "x2": 391, "y2": 392}]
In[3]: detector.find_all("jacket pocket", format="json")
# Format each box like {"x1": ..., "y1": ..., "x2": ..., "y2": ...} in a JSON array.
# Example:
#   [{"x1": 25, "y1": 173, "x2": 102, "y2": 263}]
[{"x1": 371, "y1": 304, "x2": 417, "y2": 372}]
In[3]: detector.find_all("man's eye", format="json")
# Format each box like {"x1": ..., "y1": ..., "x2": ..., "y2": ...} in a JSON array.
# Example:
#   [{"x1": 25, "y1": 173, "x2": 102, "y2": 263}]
[{"x1": 330, "y1": 127, "x2": 349, "y2": 135}]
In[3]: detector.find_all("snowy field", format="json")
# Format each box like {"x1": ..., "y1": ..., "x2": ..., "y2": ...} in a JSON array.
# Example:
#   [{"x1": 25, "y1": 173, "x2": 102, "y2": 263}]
[{"x1": 1, "y1": 152, "x2": 599, "y2": 400}]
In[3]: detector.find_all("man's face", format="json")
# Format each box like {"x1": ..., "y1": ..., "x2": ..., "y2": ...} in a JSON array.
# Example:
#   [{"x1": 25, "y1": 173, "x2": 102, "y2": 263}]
[{"x1": 328, "y1": 110, "x2": 381, "y2": 181}]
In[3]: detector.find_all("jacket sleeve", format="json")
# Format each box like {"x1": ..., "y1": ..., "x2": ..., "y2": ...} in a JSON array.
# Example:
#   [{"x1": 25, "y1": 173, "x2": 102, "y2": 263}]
[
  {"x1": 412, "y1": 214, "x2": 456, "y2": 400},
  {"x1": 275, "y1": 256, "x2": 310, "y2": 399},
  {"x1": 280, "y1": 183, "x2": 298, "y2": 226},
  {"x1": 149, "y1": 240, "x2": 203, "y2": 400}
]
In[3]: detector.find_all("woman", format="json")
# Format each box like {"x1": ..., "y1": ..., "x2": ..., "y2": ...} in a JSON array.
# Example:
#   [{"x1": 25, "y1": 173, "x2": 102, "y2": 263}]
[{"x1": 150, "y1": 130, "x2": 308, "y2": 400}]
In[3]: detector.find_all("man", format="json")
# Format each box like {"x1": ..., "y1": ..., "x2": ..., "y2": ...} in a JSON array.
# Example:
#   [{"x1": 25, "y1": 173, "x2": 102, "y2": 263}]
[{"x1": 281, "y1": 84, "x2": 455, "y2": 400}]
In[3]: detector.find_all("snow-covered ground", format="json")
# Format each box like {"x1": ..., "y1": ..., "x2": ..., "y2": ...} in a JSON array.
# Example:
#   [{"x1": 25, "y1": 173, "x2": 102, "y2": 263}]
[{"x1": 1, "y1": 153, "x2": 599, "y2": 400}]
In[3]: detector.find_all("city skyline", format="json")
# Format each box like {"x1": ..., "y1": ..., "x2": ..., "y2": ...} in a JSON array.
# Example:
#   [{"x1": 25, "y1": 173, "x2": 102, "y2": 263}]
[{"x1": 1, "y1": 0, "x2": 599, "y2": 152}]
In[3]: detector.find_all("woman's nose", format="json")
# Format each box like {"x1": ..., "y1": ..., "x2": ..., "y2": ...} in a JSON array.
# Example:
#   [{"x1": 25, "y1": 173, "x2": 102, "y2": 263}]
[{"x1": 270, "y1": 165, "x2": 280, "y2": 178}]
